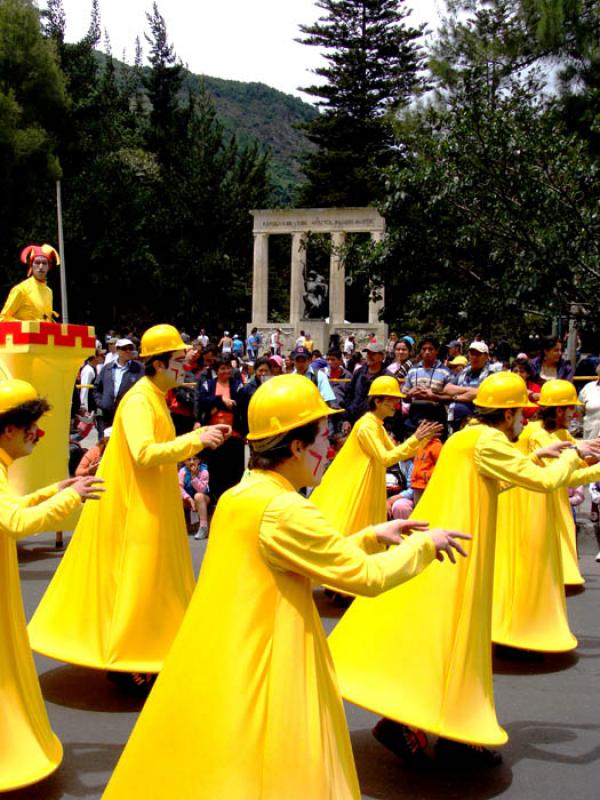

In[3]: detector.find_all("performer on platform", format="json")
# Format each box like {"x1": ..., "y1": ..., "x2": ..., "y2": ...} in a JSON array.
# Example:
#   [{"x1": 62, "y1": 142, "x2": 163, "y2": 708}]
[
  {"x1": 102, "y1": 374, "x2": 469, "y2": 800},
  {"x1": 28, "y1": 325, "x2": 229, "y2": 681},
  {"x1": 327, "y1": 372, "x2": 600, "y2": 768},
  {"x1": 493, "y1": 380, "x2": 600, "y2": 652},
  {"x1": 0, "y1": 244, "x2": 60, "y2": 322},
  {"x1": 311, "y1": 375, "x2": 441, "y2": 535},
  {"x1": 0, "y1": 379, "x2": 102, "y2": 791}
]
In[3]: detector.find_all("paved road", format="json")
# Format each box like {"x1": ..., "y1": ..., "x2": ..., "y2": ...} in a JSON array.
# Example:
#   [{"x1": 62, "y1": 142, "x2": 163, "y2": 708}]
[{"x1": 6, "y1": 525, "x2": 600, "y2": 799}]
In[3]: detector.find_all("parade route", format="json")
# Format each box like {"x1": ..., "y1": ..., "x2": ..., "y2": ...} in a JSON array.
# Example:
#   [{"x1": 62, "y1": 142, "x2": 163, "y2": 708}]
[{"x1": 8, "y1": 526, "x2": 600, "y2": 800}]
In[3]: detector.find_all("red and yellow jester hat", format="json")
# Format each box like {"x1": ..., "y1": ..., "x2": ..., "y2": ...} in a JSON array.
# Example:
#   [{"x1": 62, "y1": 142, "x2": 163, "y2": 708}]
[{"x1": 20, "y1": 244, "x2": 60, "y2": 276}]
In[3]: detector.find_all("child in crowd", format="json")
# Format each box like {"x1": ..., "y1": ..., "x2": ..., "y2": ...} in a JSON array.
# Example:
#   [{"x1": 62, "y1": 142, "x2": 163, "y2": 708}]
[
  {"x1": 75, "y1": 427, "x2": 112, "y2": 476},
  {"x1": 178, "y1": 457, "x2": 210, "y2": 540}
]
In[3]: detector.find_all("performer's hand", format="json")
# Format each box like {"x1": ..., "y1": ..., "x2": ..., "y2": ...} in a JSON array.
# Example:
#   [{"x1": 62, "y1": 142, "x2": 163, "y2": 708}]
[
  {"x1": 428, "y1": 529, "x2": 471, "y2": 563},
  {"x1": 58, "y1": 477, "x2": 78, "y2": 491},
  {"x1": 71, "y1": 476, "x2": 105, "y2": 501},
  {"x1": 534, "y1": 441, "x2": 572, "y2": 460},
  {"x1": 576, "y1": 437, "x2": 600, "y2": 461},
  {"x1": 214, "y1": 424, "x2": 232, "y2": 439},
  {"x1": 199, "y1": 426, "x2": 226, "y2": 449},
  {"x1": 372, "y1": 519, "x2": 428, "y2": 545},
  {"x1": 414, "y1": 420, "x2": 443, "y2": 441}
]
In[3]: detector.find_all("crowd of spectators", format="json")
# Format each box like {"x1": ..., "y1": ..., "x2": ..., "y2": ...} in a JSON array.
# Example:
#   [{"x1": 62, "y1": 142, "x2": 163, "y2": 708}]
[{"x1": 69, "y1": 325, "x2": 600, "y2": 559}]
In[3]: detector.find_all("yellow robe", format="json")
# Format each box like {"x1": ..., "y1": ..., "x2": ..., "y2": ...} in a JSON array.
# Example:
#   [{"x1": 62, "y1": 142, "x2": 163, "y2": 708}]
[
  {"x1": 493, "y1": 422, "x2": 597, "y2": 650},
  {"x1": 311, "y1": 412, "x2": 420, "y2": 534},
  {"x1": 28, "y1": 377, "x2": 205, "y2": 672},
  {"x1": 328, "y1": 424, "x2": 581, "y2": 747},
  {"x1": 528, "y1": 426, "x2": 587, "y2": 586},
  {"x1": 103, "y1": 470, "x2": 437, "y2": 800},
  {"x1": 0, "y1": 276, "x2": 55, "y2": 321},
  {"x1": 0, "y1": 449, "x2": 81, "y2": 791}
]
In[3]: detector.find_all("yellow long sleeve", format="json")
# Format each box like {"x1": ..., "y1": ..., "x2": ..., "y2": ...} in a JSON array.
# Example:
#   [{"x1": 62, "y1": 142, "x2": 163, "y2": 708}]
[
  {"x1": 0, "y1": 284, "x2": 24, "y2": 321},
  {"x1": 122, "y1": 397, "x2": 205, "y2": 467},
  {"x1": 259, "y1": 493, "x2": 436, "y2": 597},
  {"x1": 356, "y1": 423, "x2": 421, "y2": 467},
  {"x1": 475, "y1": 429, "x2": 580, "y2": 492},
  {"x1": 16, "y1": 483, "x2": 60, "y2": 508},
  {"x1": 0, "y1": 482, "x2": 80, "y2": 541}
]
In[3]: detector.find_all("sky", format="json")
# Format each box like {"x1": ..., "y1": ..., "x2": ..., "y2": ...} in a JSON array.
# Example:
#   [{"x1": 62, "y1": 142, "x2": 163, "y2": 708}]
[{"x1": 45, "y1": 0, "x2": 446, "y2": 100}]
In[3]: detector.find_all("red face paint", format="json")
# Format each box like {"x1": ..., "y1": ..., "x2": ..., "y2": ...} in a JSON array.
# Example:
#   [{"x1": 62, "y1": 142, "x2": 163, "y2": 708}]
[{"x1": 308, "y1": 449, "x2": 323, "y2": 477}]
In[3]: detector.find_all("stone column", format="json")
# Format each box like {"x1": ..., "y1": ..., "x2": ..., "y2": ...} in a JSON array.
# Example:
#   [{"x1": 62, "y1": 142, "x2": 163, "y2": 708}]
[
  {"x1": 290, "y1": 232, "x2": 307, "y2": 325},
  {"x1": 329, "y1": 231, "x2": 346, "y2": 325},
  {"x1": 368, "y1": 230, "x2": 385, "y2": 324},
  {"x1": 252, "y1": 233, "x2": 269, "y2": 323}
]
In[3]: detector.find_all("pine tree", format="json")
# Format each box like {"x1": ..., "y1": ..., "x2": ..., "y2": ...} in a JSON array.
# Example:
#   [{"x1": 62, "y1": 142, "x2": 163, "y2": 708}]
[{"x1": 296, "y1": 0, "x2": 425, "y2": 206}]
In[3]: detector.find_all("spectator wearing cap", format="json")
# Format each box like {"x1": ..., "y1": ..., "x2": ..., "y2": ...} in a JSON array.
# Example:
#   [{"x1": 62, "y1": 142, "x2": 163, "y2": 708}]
[
  {"x1": 402, "y1": 336, "x2": 452, "y2": 431},
  {"x1": 448, "y1": 355, "x2": 468, "y2": 376},
  {"x1": 268, "y1": 354, "x2": 284, "y2": 375},
  {"x1": 443, "y1": 341, "x2": 494, "y2": 432},
  {"x1": 344, "y1": 341, "x2": 388, "y2": 429},
  {"x1": 445, "y1": 340, "x2": 463, "y2": 366},
  {"x1": 292, "y1": 347, "x2": 336, "y2": 405},
  {"x1": 94, "y1": 338, "x2": 143, "y2": 436},
  {"x1": 102, "y1": 337, "x2": 119, "y2": 370}
]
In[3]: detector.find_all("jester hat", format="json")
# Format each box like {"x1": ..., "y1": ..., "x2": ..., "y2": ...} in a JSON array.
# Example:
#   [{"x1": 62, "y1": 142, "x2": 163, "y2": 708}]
[{"x1": 20, "y1": 244, "x2": 60, "y2": 276}]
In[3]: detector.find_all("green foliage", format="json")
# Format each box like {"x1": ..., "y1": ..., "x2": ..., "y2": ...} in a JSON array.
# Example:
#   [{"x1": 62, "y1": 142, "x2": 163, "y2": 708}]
[
  {"x1": 372, "y1": 0, "x2": 600, "y2": 345},
  {"x1": 0, "y1": 0, "x2": 66, "y2": 280},
  {"x1": 296, "y1": 0, "x2": 426, "y2": 206}
]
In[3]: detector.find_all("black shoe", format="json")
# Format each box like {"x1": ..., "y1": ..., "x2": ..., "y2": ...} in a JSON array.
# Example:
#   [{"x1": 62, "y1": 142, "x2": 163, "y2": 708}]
[
  {"x1": 106, "y1": 671, "x2": 156, "y2": 695},
  {"x1": 372, "y1": 718, "x2": 429, "y2": 768},
  {"x1": 435, "y1": 737, "x2": 503, "y2": 767}
]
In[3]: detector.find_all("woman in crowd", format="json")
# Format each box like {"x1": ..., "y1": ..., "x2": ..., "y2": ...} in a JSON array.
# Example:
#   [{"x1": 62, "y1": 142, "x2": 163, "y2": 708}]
[
  {"x1": 531, "y1": 335, "x2": 573, "y2": 382},
  {"x1": 385, "y1": 338, "x2": 413, "y2": 380},
  {"x1": 195, "y1": 356, "x2": 245, "y2": 501}
]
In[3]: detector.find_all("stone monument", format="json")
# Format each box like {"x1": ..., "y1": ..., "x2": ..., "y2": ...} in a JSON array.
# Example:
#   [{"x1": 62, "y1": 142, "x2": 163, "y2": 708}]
[{"x1": 247, "y1": 207, "x2": 387, "y2": 353}]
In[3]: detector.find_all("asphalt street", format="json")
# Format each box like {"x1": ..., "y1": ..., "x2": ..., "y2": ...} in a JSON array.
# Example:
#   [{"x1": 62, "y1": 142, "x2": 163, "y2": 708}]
[{"x1": 6, "y1": 523, "x2": 600, "y2": 800}]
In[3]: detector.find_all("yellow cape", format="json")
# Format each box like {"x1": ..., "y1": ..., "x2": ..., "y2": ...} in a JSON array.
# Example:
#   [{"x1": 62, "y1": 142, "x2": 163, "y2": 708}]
[
  {"x1": 0, "y1": 276, "x2": 54, "y2": 322},
  {"x1": 328, "y1": 424, "x2": 581, "y2": 747},
  {"x1": 29, "y1": 377, "x2": 204, "y2": 672},
  {"x1": 0, "y1": 449, "x2": 81, "y2": 791},
  {"x1": 311, "y1": 412, "x2": 420, "y2": 534},
  {"x1": 493, "y1": 421, "x2": 583, "y2": 651},
  {"x1": 103, "y1": 470, "x2": 437, "y2": 800}
]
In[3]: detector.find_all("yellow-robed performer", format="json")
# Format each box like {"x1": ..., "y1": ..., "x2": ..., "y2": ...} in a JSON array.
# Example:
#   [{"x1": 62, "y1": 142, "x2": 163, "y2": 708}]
[
  {"x1": 528, "y1": 380, "x2": 589, "y2": 587},
  {"x1": 311, "y1": 375, "x2": 440, "y2": 534},
  {"x1": 28, "y1": 325, "x2": 229, "y2": 675},
  {"x1": 102, "y1": 374, "x2": 469, "y2": 800},
  {"x1": 0, "y1": 379, "x2": 102, "y2": 791},
  {"x1": 493, "y1": 381, "x2": 600, "y2": 651},
  {"x1": 328, "y1": 372, "x2": 600, "y2": 768},
  {"x1": 0, "y1": 244, "x2": 60, "y2": 322}
]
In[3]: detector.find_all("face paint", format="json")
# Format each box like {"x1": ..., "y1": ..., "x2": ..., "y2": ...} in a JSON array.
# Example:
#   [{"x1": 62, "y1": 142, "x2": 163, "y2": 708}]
[
  {"x1": 512, "y1": 409, "x2": 524, "y2": 440},
  {"x1": 167, "y1": 355, "x2": 186, "y2": 385},
  {"x1": 306, "y1": 421, "x2": 329, "y2": 483}
]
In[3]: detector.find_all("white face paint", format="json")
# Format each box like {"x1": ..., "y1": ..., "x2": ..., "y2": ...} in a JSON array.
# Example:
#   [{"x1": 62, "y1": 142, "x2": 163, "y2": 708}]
[
  {"x1": 167, "y1": 352, "x2": 186, "y2": 385},
  {"x1": 512, "y1": 409, "x2": 524, "y2": 440}
]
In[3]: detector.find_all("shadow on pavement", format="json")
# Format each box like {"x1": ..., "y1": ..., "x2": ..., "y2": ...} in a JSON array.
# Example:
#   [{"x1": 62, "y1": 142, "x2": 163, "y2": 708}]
[
  {"x1": 17, "y1": 545, "x2": 64, "y2": 565},
  {"x1": 353, "y1": 727, "x2": 512, "y2": 800},
  {"x1": 503, "y1": 719, "x2": 600, "y2": 766},
  {"x1": 492, "y1": 647, "x2": 579, "y2": 675},
  {"x1": 0, "y1": 741, "x2": 121, "y2": 800},
  {"x1": 40, "y1": 665, "x2": 146, "y2": 713}
]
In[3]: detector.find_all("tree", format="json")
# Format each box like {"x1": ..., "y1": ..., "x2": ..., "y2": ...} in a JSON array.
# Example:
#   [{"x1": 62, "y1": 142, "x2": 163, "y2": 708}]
[
  {"x1": 0, "y1": 0, "x2": 67, "y2": 279},
  {"x1": 296, "y1": 0, "x2": 425, "y2": 206},
  {"x1": 371, "y1": 0, "x2": 600, "y2": 344}
]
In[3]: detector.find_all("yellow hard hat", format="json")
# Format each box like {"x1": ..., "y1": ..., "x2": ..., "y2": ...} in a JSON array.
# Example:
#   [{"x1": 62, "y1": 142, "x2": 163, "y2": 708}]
[
  {"x1": 368, "y1": 375, "x2": 405, "y2": 399},
  {"x1": 139, "y1": 324, "x2": 187, "y2": 358},
  {"x1": 247, "y1": 373, "x2": 342, "y2": 441},
  {"x1": 537, "y1": 379, "x2": 582, "y2": 407},
  {"x1": 0, "y1": 379, "x2": 40, "y2": 414},
  {"x1": 474, "y1": 372, "x2": 537, "y2": 409}
]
